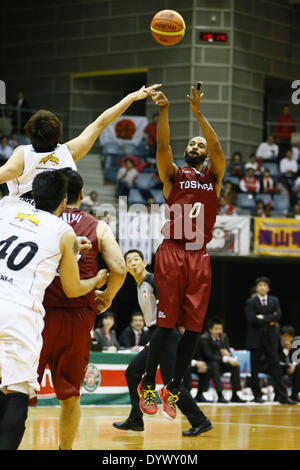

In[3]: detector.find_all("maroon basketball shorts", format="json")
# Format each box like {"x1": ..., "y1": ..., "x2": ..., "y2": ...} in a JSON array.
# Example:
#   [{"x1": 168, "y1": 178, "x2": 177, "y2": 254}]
[
  {"x1": 37, "y1": 307, "x2": 96, "y2": 401},
  {"x1": 154, "y1": 239, "x2": 212, "y2": 332}
]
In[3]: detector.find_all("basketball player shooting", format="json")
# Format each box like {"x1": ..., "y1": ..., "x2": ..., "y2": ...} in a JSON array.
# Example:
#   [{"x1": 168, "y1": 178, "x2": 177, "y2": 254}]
[{"x1": 138, "y1": 82, "x2": 226, "y2": 419}]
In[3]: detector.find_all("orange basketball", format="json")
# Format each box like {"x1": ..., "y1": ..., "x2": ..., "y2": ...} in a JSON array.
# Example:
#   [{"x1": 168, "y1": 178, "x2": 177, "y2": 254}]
[{"x1": 150, "y1": 10, "x2": 186, "y2": 46}]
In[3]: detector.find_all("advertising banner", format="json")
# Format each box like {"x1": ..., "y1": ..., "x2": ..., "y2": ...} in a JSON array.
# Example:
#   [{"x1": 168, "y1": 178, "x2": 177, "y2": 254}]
[{"x1": 254, "y1": 218, "x2": 300, "y2": 257}]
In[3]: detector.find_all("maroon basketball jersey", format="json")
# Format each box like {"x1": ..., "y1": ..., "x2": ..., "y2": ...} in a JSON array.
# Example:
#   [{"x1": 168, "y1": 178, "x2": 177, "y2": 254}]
[
  {"x1": 43, "y1": 208, "x2": 99, "y2": 311},
  {"x1": 162, "y1": 166, "x2": 218, "y2": 247}
]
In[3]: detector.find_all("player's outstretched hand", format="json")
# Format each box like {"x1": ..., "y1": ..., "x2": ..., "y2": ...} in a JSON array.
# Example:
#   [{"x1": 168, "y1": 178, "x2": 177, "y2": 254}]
[
  {"x1": 134, "y1": 83, "x2": 161, "y2": 101},
  {"x1": 149, "y1": 90, "x2": 169, "y2": 107},
  {"x1": 95, "y1": 289, "x2": 112, "y2": 314},
  {"x1": 187, "y1": 81, "x2": 204, "y2": 115}
]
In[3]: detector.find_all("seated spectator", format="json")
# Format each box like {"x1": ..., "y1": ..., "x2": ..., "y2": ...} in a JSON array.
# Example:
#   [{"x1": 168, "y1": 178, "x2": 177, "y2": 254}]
[
  {"x1": 279, "y1": 326, "x2": 300, "y2": 402},
  {"x1": 184, "y1": 341, "x2": 212, "y2": 403},
  {"x1": 118, "y1": 312, "x2": 149, "y2": 351},
  {"x1": 81, "y1": 190, "x2": 99, "y2": 214},
  {"x1": 245, "y1": 153, "x2": 263, "y2": 176},
  {"x1": 117, "y1": 157, "x2": 139, "y2": 197},
  {"x1": 228, "y1": 152, "x2": 244, "y2": 177},
  {"x1": 199, "y1": 317, "x2": 246, "y2": 403},
  {"x1": 218, "y1": 195, "x2": 237, "y2": 216},
  {"x1": 256, "y1": 135, "x2": 279, "y2": 162},
  {"x1": 292, "y1": 140, "x2": 300, "y2": 162},
  {"x1": 8, "y1": 130, "x2": 20, "y2": 150},
  {"x1": 280, "y1": 149, "x2": 298, "y2": 179},
  {"x1": 290, "y1": 202, "x2": 300, "y2": 219},
  {"x1": 279, "y1": 149, "x2": 298, "y2": 192},
  {"x1": 92, "y1": 311, "x2": 121, "y2": 352},
  {"x1": 261, "y1": 169, "x2": 276, "y2": 194},
  {"x1": 239, "y1": 168, "x2": 260, "y2": 193},
  {"x1": 222, "y1": 180, "x2": 238, "y2": 206},
  {"x1": 143, "y1": 113, "x2": 158, "y2": 162},
  {"x1": 0, "y1": 136, "x2": 13, "y2": 165},
  {"x1": 251, "y1": 199, "x2": 271, "y2": 218}
]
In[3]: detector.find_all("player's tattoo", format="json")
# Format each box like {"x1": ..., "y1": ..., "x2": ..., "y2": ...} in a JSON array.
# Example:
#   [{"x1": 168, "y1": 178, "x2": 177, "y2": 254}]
[{"x1": 73, "y1": 240, "x2": 79, "y2": 255}]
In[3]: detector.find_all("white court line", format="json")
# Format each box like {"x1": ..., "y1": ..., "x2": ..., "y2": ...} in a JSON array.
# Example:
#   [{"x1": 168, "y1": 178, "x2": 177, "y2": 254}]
[{"x1": 211, "y1": 421, "x2": 300, "y2": 430}]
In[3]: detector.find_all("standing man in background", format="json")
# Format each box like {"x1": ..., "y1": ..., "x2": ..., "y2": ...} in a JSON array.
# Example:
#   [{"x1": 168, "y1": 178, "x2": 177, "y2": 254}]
[{"x1": 245, "y1": 276, "x2": 297, "y2": 404}]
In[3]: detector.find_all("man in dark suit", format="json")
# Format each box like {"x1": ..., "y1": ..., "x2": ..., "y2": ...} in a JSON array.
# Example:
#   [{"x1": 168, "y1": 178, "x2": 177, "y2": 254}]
[
  {"x1": 199, "y1": 317, "x2": 246, "y2": 403},
  {"x1": 245, "y1": 276, "x2": 297, "y2": 404},
  {"x1": 12, "y1": 91, "x2": 31, "y2": 134},
  {"x1": 119, "y1": 312, "x2": 149, "y2": 351}
]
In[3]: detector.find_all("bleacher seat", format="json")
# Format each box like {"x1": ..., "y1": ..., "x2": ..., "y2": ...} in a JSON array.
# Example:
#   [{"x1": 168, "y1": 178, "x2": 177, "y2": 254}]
[
  {"x1": 128, "y1": 188, "x2": 146, "y2": 205},
  {"x1": 136, "y1": 173, "x2": 157, "y2": 190},
  {"x1": 102, "y1": 142, "x2": 123, "y2": 156},
  {"x1": 224, "y1": 176, "x2": 240, "y2": 187},
  {"x1": 150, "y1": 189, "x2": 165, "y2": 204},
  {"x1": 272, "y1": 194, "x2": 290, "y2": 212},
  {"x1": 236, "y1": 193, "x2": 256, "y2": 210},
  {"x1": 255, "y1": 193, "x2": 272, "y2": 205},
  {"x1": 263, "y1": 162, "x2": 280, "y2": 177}
]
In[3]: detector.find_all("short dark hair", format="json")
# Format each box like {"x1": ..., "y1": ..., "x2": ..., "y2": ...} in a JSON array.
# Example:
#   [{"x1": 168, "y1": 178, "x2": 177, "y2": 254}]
[
  {"x1": 281, "y1": 326, "x2": 295, "y2": 337},
  {"x1": 60, "y1": 167, "x2": 83, "y2": 204},
  {"x1": 24, "y1": 109, "x2": 62, "y2": 152},
  {"x1": 130, "y1": 311, "x2": 144, "y2": 322},
  {"x1": 255, "y1": 276, "x2": 271, "y2": 288},
  {"x1": 124, "y1": 249, "x2": 144, "y2": 261},
  {"x1": 32, "y1": 170, "x2": 68, "y2": 213},
  {"x1": 208, "y1": 317, "x2": 224, "y2": 329}
]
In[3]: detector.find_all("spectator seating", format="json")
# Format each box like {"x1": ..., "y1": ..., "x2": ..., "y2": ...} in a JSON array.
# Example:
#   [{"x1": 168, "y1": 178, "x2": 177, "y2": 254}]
[
  {"x1": 128, "y1": 188, "x2": 147, "y2": 205},
  {"x1": 255, "y1": 193, "x2": 272, "y2": 205},
  {"x1": 236, "y1": 193, "x2": 256, "y2": 210},
  {"x1": 136, "y1": 173, "x2": 157, "y2": 190},
  {"x1": 102, "y1": 142, "x2": 124, "y2": 182},
  {"x1": 150, "y1": 189, "x2": 165, "y2": 204},
  {"x1": 272, "y1": 194, "x2": 290, "y2": 212},
  {"x1": 263, "y1": 162, "x2": 280, "y2": 177}
]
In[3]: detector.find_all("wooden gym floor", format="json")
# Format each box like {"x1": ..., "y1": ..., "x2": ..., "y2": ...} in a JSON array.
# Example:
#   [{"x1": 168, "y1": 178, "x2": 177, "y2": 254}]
[{"x1": 19, "y1": 404, "x2": 300, "y2": 450}]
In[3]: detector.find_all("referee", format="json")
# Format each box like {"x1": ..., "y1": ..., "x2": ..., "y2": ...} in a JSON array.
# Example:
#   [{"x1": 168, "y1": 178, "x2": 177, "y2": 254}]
[{"x1": 113, "y1": 249, "x2": 212, "y2": 437}]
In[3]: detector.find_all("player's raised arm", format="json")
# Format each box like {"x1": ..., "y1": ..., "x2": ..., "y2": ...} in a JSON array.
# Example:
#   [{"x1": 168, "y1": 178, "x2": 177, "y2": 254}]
[
  {"x1": 150, "y1": 90, "x2": 177, "y2": 183},
  {"x1": 95, "y1": 221, "x2": 127, "y2": 313},
  {"x1": 65, "y1": 84, "x2": 161, "y2": 162},
  {"x1": 187, "y1": 81, "x2": 226, "y2": 197},
  {"x1": 58, "y1": 230, "x2": 107, "y2": 298},
  {"x1": 0, "y1": 148, "x2": 24, "y2": 183}
]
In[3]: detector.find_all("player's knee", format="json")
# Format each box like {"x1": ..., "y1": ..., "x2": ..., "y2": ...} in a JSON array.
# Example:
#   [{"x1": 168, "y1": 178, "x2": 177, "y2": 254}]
[{"x1": 60, "y1": 395, "x2": 80, "y2": 412}]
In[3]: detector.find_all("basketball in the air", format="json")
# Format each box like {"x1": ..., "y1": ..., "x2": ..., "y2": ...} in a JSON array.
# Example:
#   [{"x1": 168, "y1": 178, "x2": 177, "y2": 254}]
[{"x1": 150, "y1": 10, "x2": 186, "y2": 46}]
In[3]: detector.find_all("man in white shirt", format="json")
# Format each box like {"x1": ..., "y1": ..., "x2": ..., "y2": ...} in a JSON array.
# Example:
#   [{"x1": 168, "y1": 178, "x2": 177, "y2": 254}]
[
  {"x1": 292, "y1": 140, "x2": 300, "y2": 162},
  {"x1": 280, "y1": 149, "x2": 298, "y2": 179},
  {"x1": 256, "y1": 135, "x2": 279, "y2": 161},
  {"x1": 117, "y1": 158, "x2": 139, "y2": 196}
]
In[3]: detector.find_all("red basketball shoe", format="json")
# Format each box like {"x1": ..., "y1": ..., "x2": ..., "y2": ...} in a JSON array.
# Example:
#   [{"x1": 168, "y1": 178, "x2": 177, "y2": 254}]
[
  {"x1": 137, "y1": 381, "x2": 158, "y2": 416},
  {"x1": 158, "y1": 386, "x2": 181, "y2": 420}
]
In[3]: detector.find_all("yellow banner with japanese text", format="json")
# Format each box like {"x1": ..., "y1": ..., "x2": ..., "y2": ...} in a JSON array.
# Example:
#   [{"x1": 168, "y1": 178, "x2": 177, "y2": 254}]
[{"x1": 254, "y1": 218, "x2": 300, "y2": 257}]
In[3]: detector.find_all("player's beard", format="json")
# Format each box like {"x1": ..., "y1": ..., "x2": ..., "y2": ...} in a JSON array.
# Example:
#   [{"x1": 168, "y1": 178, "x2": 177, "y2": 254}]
[{"x1": 184, "y1": 150, "x2": 207, "y2": 166}]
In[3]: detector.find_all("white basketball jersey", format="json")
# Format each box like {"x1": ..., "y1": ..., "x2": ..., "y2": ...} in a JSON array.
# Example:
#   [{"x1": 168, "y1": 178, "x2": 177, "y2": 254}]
[
  {"x1": 0, "y1": 203, "x2": 72, "y2": 316},
  {"x1": 6, "y1": 143, "x2": 77, "y2": 199}
]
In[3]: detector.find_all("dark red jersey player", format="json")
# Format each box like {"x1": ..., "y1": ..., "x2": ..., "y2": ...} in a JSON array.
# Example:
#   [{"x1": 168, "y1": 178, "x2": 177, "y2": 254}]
[
  {"x1": 36, "y1": 169, "x2": 126, "y2": 450},
  {"x1": 138, "y1": 82, "x2": 226, "y2": 420}
]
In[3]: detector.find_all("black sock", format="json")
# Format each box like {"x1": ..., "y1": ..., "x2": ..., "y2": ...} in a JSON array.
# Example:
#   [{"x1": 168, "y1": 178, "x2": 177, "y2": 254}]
[
  {"x1": 142, "y1": 327, "x2": 172, "y2": 387},
  {"x1": 168, "y1": 330, "x2": 200, "y2": 392},
  {"x1": 0, "y1": 392, "x2": 28, "y2": 450}
]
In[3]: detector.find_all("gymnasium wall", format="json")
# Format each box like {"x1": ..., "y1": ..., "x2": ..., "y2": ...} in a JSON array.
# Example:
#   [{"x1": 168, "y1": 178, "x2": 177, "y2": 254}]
[{"x1": 1, "y1": 0, "x2": 300, "y2": 160}]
